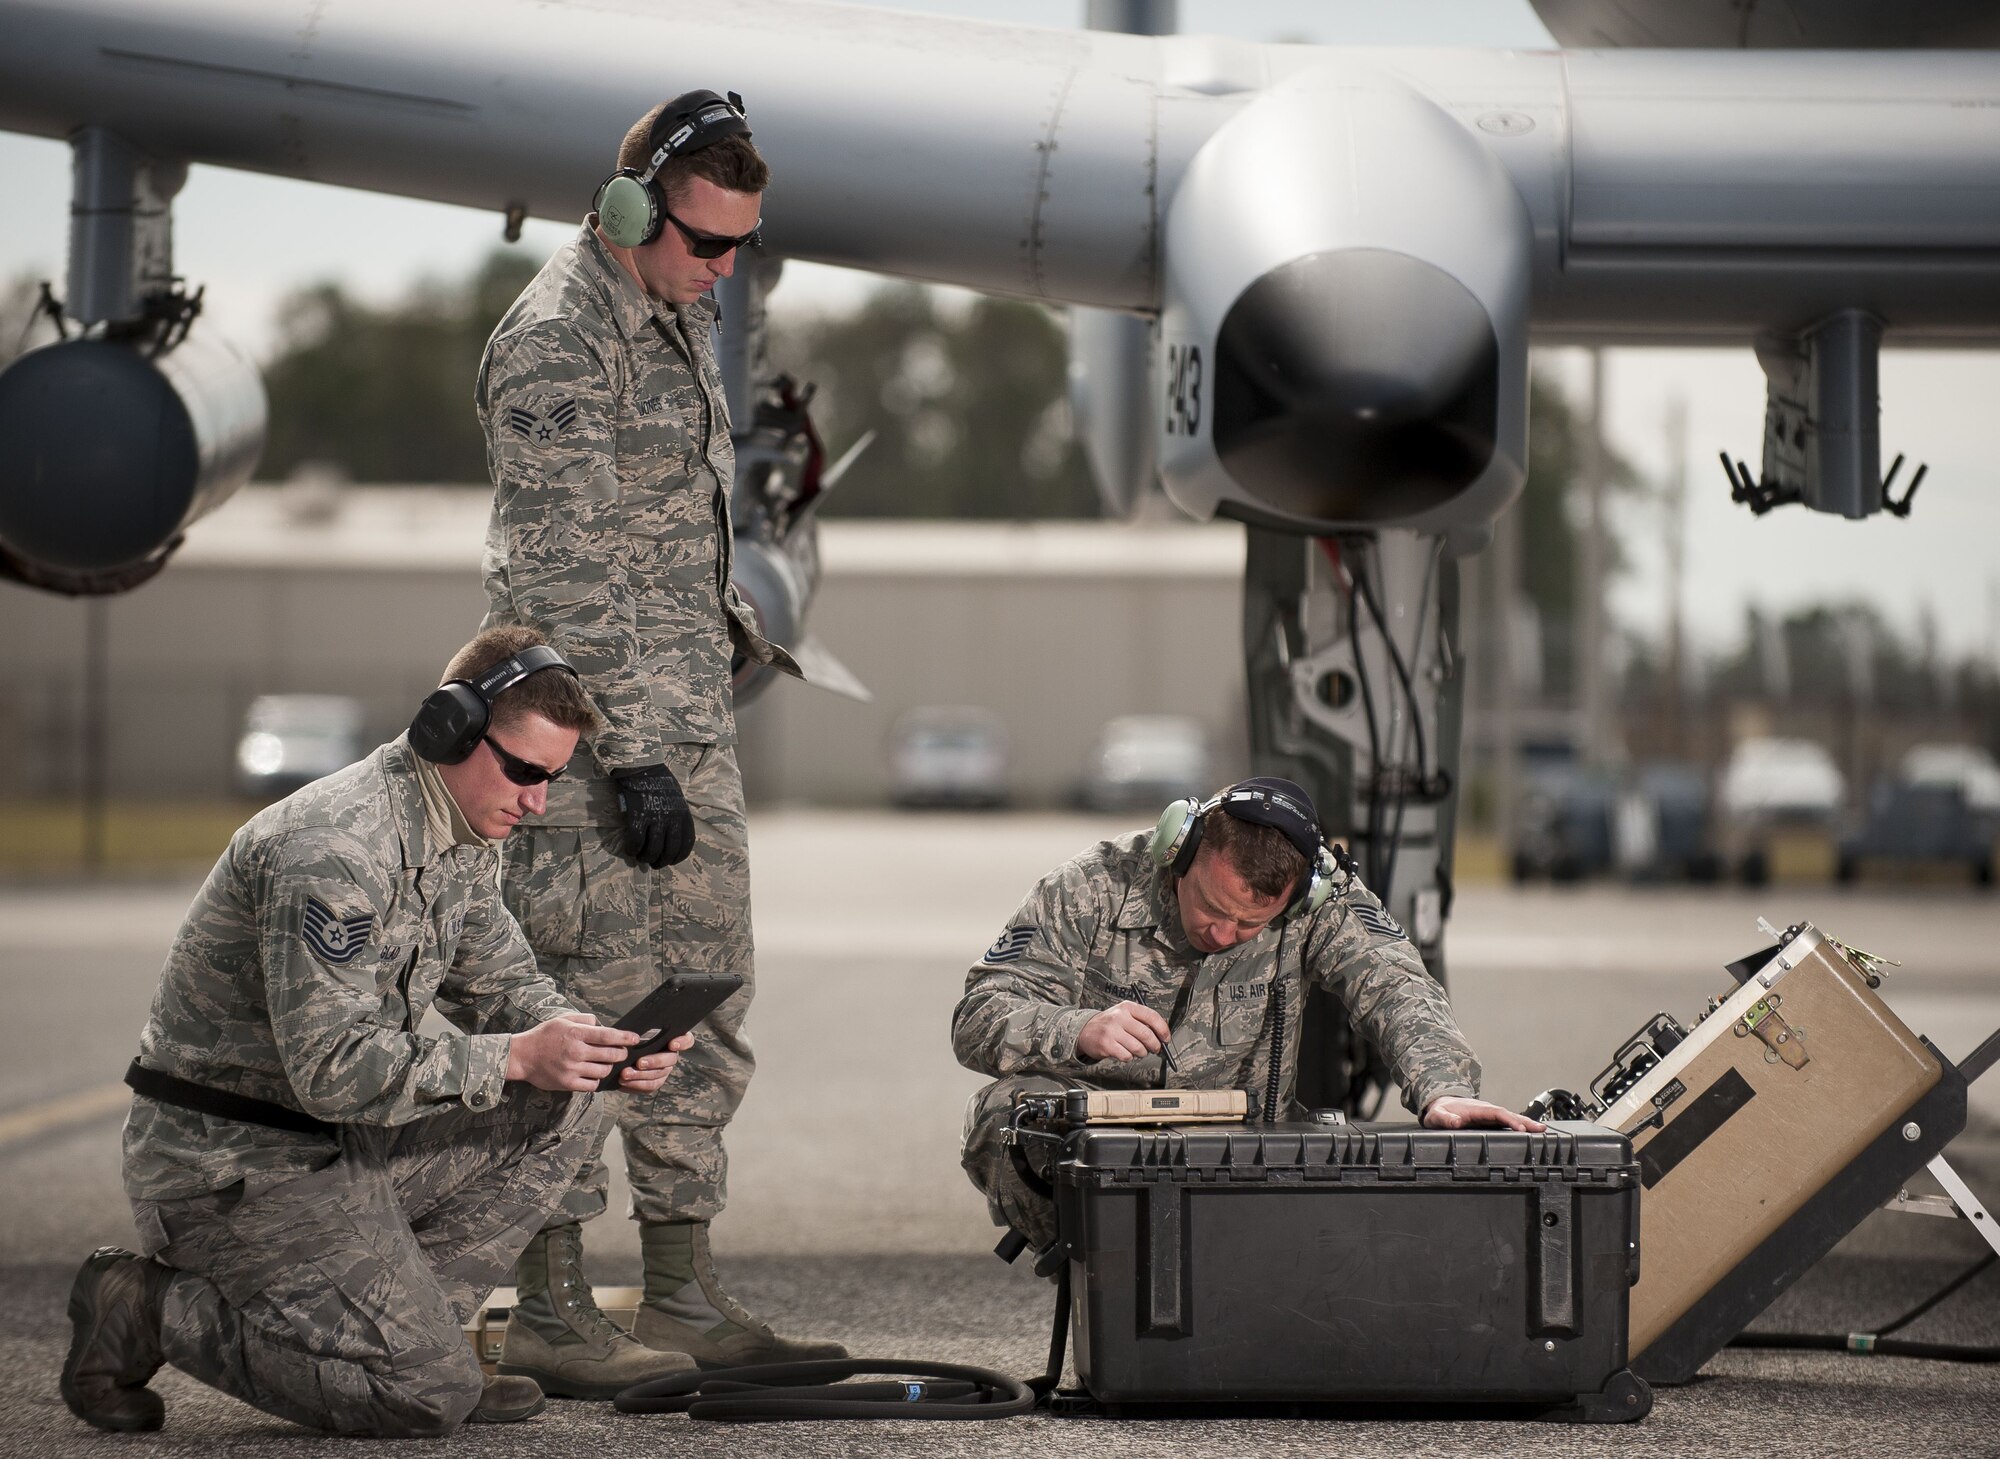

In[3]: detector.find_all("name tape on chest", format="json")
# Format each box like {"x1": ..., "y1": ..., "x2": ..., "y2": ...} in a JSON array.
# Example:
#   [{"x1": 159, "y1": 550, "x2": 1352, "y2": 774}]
[
  {"x1": 506, "y1": 397, "x2": 579, "y2": 445},
  {"x1": 983, "y1": 926, "x2": 1036, "y2": 964},
  {"x1": 303, "y1": 897, "x2": 375, "y2": 965},
  {"x1": 1352, "y1": 901, "x2": 1407, "y2": 943}
]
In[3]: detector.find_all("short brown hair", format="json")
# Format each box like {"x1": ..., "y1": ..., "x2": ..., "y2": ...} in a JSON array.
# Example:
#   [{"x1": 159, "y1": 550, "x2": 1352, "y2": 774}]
[
  {"x1": 617, "y1": 107, "x2": 770, "y2": 207},
  {"x1": 1200, "y1": 808, "x2": 1308, "y2": 900},
  {"x1": 441, "y1": 626, "x2": 599, "y2": 738}
]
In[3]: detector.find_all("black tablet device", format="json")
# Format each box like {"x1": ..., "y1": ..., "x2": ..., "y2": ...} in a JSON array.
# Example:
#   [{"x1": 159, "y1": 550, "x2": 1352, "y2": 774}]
[{"x1": 597, "y1": 973, "x2": 743, "y2": 1091}]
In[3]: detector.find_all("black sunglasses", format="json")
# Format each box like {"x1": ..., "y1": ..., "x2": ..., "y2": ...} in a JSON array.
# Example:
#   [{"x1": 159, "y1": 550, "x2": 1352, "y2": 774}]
[
  {"x1": 483, "y1": 733, "x2": 569, "y2": 787},
  {"x1": 660, "y1": 204, "x2": 762, "y2": 259}
]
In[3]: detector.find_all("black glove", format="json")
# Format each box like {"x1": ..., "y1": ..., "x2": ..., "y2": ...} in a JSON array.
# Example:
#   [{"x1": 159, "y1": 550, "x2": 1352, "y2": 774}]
[{"x1": 612, "y1": 763, "x2": 695, "y2": 869}]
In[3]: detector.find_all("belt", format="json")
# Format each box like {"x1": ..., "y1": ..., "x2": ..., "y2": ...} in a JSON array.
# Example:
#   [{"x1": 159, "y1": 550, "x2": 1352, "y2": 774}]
[{"x1": 124, "y1": 1059, "x2": 336, "y2": 1139}]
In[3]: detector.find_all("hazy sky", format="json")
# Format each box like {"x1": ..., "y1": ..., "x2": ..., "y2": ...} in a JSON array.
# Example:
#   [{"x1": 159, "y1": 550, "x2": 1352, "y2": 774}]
[{"x1": 2, "y1": 0, "x2": 1996, "y2": 663}]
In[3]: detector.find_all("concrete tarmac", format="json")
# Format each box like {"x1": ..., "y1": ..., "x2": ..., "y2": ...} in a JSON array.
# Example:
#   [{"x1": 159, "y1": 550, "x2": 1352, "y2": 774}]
[{"x1": 2, "y1": 810, "x2": 1996, "y2": 1455}]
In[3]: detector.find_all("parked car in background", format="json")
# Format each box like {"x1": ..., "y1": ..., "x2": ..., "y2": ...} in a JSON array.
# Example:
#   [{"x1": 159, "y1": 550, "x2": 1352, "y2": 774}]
[
  {"x1": 887, "y1": 706, "x2": 1010, "y2": 809},
  {"x1": 1839, "y1": 744, "x2": 2000, "y2": 887},
  {"x1": 1080, "y1": 715, "x2": 1212, "y2": 813},
  {"x1": 1615, "y1": 762, "x2": 1723, "y2": 883},
  {"x1": 235, "y1": 694, "x2": 367, "y2": 800},
  {"x1": 1717, "y1": 736, "x2": 1845, "y2": 884},
  {"x1": 1511, "y1": 758, "x2": 1617, "y2": 883},
  {"x1": 1899, "y1": 742, "x2": 2000, "y2": 814}
]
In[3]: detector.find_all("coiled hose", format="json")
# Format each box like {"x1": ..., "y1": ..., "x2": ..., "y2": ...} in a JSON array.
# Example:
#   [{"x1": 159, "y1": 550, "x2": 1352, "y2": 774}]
[{"x1": 614, "y1": 1264, "x2": 1071, "y2": 1421}]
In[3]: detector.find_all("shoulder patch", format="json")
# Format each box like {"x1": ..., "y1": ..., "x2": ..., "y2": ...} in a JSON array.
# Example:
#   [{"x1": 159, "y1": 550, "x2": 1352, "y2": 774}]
[
  {"x1": 1352, "y1": 902, "x2": 1407, "y2": 943},
  {"x1": 506, "y1": 397, "x2": 579, "y2": 445},
  {"x1": 303, "y1": 897, "x2": 375, "y2": 965},
  {"x1": 982, "y1": 926, "x2": 1036, "y2": 965}
]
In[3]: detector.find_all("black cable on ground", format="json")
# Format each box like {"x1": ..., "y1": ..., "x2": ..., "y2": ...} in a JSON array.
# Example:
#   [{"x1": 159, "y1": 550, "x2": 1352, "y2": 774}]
[
  {"x1": 1727, "y1": 1251, "x2": 2000, "y2": 1363},
  {"x1": 614, "y1": 1264, "x2": 1074, "y2": 1421}
]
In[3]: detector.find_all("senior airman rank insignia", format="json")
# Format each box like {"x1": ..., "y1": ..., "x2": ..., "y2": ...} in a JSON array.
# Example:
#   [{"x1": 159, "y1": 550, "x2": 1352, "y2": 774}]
[
  {"x1": 506, "y1": 397, "x2": 579, "y2": 444},
  {"x1": 983, "y1": 926, "x2": 1035, "y2": 964},
  {"x1": 303, "y1": 897, "x2": 374, "y2": 965}
]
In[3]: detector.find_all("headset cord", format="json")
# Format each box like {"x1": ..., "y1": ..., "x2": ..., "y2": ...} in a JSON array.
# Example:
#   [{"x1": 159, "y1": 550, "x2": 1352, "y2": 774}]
[
  {"x1": 613, "y1": 1263, "x2": 1073, "y2": 1420},
  {"x1": 1262, "y1": 924, "x2": 1290, "y2": 1123},
  {"x1": 1728, "y1": 1250, "x2": 1999, "y2": 1363}
]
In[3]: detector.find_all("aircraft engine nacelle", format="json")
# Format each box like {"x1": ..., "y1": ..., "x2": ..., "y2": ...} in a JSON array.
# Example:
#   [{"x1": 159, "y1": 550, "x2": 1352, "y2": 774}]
[
  {"x1": 0, "y1": 331, "x2": 265, "y2": 593},
  {"x1": 1156, "y1": 63, "x2": 1532, "y2": 547}
]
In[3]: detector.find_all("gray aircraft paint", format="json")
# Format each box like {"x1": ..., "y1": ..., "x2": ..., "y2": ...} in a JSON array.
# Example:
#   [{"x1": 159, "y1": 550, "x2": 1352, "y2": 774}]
[{"x1": 4, "y1": 0, "x2": 1999, "y2": 536}]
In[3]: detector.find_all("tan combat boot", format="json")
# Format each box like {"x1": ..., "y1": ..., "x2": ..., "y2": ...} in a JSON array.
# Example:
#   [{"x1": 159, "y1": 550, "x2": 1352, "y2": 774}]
[
  {"x1": 633, "y1": 1221, "x2": 847, "y2": 1369},
  {"x1": 497, "y1": 1225, "x2": 696, "y2": 1400},
  {"x1": 465, "y1": 1374, "x2": 545, "y2": 1424}
]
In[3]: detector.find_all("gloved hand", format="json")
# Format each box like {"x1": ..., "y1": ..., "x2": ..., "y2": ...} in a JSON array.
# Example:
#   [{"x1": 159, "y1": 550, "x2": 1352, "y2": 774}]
[{"x1": 612, "y1": 763, "x2": 695, "y2": 868}]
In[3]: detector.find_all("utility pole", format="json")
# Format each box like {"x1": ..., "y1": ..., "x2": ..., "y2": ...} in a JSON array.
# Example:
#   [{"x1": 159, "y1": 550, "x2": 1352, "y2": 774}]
[
  {"x1": 1663, "y1": 392, "x2": 1688, "y2": 759},
  {"x1": 1492, "y1": 490, "x2": 1523, "y2": 855},
  {"x1": 1578, "y1": 349, "x2": 1608, "y2": 764}
]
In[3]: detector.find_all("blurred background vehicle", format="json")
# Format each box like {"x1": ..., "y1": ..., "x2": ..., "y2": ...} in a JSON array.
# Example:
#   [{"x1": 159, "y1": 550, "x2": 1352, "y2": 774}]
[
  {"x1": 886, "y1": 705, "x2": 1010, "y2": 809},
  {"x1": 1839, "y1": 743, "x2": 2000, "y2": 888},
  {"x1": 234, "y1": 694, "x2": 366, "y2": 800},
  {"x1": 1717, "y1": 736, "x2": 1845, "y2": 885},
  {"x1": 1899, "y1": 743, "x2": 2000, "y2": 815},
  {"x1": 1510, "y1": 735, "x2": 1616, "y2": 883},
  {"x1": 1079, "y1": 714, "x2": 1212, "y2": 814},
  {"x1": 1614, "y1": 761, "x2": 1723, "y2": 883}
]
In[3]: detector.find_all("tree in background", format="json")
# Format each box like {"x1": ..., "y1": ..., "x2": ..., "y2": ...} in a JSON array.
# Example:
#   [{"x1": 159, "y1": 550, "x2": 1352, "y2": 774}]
[
  {"x1": 768, "y1": 283, "x2": 1097, "y2": 518},
  {"x1": 260, "y1": 250, "x2": 538, "y2": 482},
  {"x1": 1514, "y1": 366, "x2": 1641, "y2": 699}
]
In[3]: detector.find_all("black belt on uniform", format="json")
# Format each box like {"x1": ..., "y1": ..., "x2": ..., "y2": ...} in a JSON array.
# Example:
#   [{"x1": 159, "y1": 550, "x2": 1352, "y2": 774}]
[{"x1": 124, "y1": 1059, "x2": 336, "y2": 1139}]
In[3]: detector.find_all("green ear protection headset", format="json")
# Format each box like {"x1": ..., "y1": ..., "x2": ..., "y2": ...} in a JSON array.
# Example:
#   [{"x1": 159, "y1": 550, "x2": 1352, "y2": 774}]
[
  {"x1": 595, "y1": 88, "x2": 753, "y2": 250},
  {"x1": 1147, "y1": 777, "x2": 1341, "y2": 919}
]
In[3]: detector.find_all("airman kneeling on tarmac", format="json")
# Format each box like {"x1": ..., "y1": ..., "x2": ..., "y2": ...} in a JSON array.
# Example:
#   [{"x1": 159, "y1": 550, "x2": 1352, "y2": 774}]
[{"x1": 61, "y1": 627, "x2": 697, "y2": 1437}]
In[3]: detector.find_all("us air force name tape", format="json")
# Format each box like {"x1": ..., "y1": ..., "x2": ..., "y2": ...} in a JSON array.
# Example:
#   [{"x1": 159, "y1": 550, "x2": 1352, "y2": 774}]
[{"x1": 408, "y1": 643, "x2": 578, "y2": 766}]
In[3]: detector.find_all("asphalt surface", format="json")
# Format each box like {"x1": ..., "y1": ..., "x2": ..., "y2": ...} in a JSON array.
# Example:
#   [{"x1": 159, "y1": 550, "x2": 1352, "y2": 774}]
[{"x1": 2, "y1": 810, "x2": 1997, "y2": 1456}]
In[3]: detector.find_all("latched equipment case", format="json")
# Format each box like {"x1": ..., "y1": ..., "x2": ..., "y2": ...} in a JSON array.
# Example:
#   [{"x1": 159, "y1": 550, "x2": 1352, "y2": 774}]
[{"x1": 1052, "y1": 1122, "x2": 1650, "y2": 1421}]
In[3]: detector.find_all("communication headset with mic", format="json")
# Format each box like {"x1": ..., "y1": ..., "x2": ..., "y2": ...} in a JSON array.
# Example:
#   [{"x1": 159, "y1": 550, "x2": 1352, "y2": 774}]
[
  {"x1": 409, "y1": 644, "x2": 578, "y2": 765},
  {"x1": 595, "y1": 88, "x2": 754, "y2": 251},
  {"x1": 1147, "y1": 777, "x2": 1341, "y2": 919}
]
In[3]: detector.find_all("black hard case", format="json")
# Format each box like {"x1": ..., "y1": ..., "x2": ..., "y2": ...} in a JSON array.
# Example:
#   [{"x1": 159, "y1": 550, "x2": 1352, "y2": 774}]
[{"x1": 1053, "y1": 1121, "x2": 1647, "y2": 1420}]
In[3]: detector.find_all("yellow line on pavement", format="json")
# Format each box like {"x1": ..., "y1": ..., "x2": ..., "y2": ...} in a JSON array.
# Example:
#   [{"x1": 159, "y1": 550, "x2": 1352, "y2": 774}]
[{"x1": 0, "y1": 1082, "x2": 130, "y2": 1149}]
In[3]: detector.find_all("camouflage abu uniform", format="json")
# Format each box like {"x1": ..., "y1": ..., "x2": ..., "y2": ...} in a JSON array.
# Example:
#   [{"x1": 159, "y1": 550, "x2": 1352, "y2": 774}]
[
  {"x1": 953, "y1": 831, "x2": 1481, "y2": 1248},
  {"x1": 123, "y1": 737, "x2": 595, "y2": 1436},
  {"x1": 477, "y1": 222, "x2": 797, "y2": 1228}
]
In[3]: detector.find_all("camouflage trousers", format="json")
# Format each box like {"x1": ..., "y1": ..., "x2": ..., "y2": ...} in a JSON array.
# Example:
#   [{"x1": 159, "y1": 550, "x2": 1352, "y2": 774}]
[
  {"x1": 130, "y1": 1086, "x2": 592, "y2": 1437},
  {"x1": 961, "y1": 1074, "x2": 1095, "y2": 1253},
  {"x1": 502, "y1": 741, "x2": 754, "y2": 1228}
]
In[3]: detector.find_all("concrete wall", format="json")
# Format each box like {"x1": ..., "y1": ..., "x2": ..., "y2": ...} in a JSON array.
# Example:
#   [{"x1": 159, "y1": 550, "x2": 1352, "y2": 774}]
[{"x1": 0, "y1": 488, "x2": 1250, "y2": 806}]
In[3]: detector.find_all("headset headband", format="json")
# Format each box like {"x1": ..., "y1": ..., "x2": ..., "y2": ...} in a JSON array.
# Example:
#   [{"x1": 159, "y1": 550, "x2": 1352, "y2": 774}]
[
  {"x1": 1210, "y1": 777, "x2": 1323, "y2": 865},
  {"x1": 468, "y1": 643, "x2": 571, "y2": 704},
  {"x1": 636, "y1": 89, "x2": 751, "y2": 185}
]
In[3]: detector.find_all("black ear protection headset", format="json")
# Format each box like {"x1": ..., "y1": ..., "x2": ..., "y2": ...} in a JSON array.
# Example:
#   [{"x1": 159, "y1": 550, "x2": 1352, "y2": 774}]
[
  {"x1": 1146, "y1": 777, "x2": 1341, "y2": 919},
  {"x1": 409, "y1": 644, "x2": 578, "y2": 765},
  {"x1": 595, "y1": 88, "x2": 754, "y2": 250}
]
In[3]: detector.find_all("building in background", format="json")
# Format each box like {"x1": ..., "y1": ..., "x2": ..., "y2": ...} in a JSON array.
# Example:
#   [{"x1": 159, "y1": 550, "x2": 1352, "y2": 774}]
[{"x1": 0, "y1": 486, "x2": 1250, "y2": 809}]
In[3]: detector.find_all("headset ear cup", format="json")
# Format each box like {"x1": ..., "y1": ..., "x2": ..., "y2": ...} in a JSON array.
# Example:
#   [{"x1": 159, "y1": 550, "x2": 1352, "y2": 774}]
[
  {"x1": 1294, "y1": 848, "x2": 1339, "y2": 917},
  {"x1": 597, "y1": 172, "x2": 659, "y2": 249},
  {"x1": 409, "y1": 684, "x2": 488, "y2": 765},
  {"x1": 1149, "y1": 799, "x2": 1195, "y2": 868}
]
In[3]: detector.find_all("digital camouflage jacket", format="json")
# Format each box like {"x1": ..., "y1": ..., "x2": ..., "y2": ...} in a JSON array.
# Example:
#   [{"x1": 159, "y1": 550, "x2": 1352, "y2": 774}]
[{"x1": 951, "y1": 831, "x2": 1480, "y2": 1118}]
